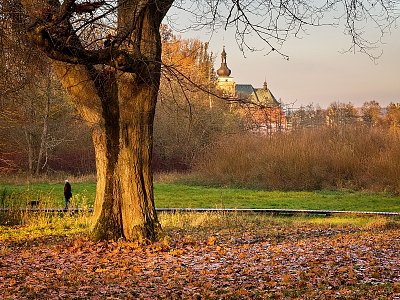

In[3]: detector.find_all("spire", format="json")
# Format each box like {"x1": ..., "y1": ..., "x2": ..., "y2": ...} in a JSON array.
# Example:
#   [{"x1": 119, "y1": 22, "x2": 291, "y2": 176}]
[
  {"x1": 217, "y1": 46, "x2": 231, "y2": 77},
  {"x1": 263, "y1": 80, "x2": 268, "y2": 90},
  {"x1": 221, "y1": 46, "x2": 227, "y2": 64}
]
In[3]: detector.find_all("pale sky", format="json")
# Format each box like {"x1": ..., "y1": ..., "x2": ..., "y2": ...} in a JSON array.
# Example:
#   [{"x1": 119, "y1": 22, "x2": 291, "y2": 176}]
[{"x1": 167, "y1": 7, "x2": 400, "y2": 109}]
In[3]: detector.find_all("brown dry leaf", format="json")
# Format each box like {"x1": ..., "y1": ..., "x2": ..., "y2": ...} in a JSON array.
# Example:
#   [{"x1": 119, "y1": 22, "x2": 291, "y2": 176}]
[
  {"x1": 94, "y1": 267, "x2": 107, "y2": 273},
  {"x1": 394, "y1": 281, "x2": 400, "y2": 293},
  {"x1": 169, "y1": 249, "x2": 184, "y2": 256},
  {"x1": 55, "y1": 268, "x2": 63, "y2": 275},
  {"x1": 282, "y1": 274, "x2": 292, "y2": 284},
  {"x1": 20, "y1": 250, "x2": 31, "y2": 259},
  {"x1": 337, "y1": 266, "x2": 347, "y2": 273},
  {"x1": 207, "y1": 236, "x2": 216, "y2": 246},
  {"x1": 132, "y1": 266, "x2": 141, "y2": 272}
]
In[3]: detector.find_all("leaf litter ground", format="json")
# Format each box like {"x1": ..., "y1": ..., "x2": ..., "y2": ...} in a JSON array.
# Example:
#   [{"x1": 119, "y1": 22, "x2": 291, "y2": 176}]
[{"x1": 1, "y1": 216, "x2": 399, "y2": 299}]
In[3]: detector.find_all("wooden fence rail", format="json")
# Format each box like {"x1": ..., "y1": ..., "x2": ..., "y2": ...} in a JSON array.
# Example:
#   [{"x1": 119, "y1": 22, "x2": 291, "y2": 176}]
[{"x1": 0, "y1": 207, "x2": 399, "y2": 216}]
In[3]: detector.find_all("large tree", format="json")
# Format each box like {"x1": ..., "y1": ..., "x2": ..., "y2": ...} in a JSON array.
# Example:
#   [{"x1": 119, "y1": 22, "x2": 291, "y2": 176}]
[{"x1": 2, "y1": 0, "x2": 398, "y2": 241}]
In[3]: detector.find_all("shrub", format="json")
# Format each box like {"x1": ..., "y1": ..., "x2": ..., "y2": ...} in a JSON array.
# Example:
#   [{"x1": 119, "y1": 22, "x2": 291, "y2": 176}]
[{"x1": 193, "y1": 126, "x2": 400, "y2": 192}]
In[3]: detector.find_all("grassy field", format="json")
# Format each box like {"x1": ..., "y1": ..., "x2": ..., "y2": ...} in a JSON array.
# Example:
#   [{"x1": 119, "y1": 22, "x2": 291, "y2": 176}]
[{"x1": 1, "y1": 182, "x2": 400, "y2": 212}]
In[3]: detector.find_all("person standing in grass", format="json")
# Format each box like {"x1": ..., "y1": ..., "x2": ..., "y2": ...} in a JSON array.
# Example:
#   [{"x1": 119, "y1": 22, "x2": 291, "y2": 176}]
[{"x1": 64, "y1": 180, "x2": 72, "y2": 209}]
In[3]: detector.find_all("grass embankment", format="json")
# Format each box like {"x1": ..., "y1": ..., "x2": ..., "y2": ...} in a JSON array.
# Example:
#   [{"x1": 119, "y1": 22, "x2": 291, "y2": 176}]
[{"x1": 1, "y1": 182, "x2": 400, "y2": 212}]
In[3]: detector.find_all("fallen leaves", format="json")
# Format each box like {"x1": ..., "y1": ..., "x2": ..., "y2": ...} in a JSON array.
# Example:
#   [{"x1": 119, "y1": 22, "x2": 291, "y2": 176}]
[
  {"x1": 55, "y1": 268, "x2": 63, "y2": 275},
  {"x1": 0, "y1": 221, "x2": 399, "y2": 299}
]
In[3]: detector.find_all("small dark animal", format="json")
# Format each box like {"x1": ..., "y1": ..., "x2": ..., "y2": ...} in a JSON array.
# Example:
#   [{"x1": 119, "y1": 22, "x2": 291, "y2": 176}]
[{"x1": 29, "y1": 200, "x2": 40, "y2": 208}]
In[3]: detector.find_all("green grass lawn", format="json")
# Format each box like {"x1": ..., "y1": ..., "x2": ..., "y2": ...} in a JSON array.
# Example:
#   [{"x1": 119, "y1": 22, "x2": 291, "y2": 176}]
[
  {"x1": 1, "y1": 182, "x2": 400, "y2": 212},
  {"x1": 0, "y1": 182, "x2": 96, "y2": 208}
]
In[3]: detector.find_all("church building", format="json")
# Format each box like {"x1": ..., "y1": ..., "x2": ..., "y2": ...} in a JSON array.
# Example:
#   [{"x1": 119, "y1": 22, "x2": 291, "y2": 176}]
[{"x1": 215, "y1": 47, "x2": 287, "y2": 132}]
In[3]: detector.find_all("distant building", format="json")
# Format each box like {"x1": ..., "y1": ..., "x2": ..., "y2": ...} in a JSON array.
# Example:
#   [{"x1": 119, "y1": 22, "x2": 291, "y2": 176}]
[
  {"x1": 215, "y1": 46, "x2": 236, "y2": 97},
  {"x1": 236, "y1": 81, "x2": 280, "y2": 107},
  {"x1": 215, "y1": 47, "x2": 287, "y2": 133}
]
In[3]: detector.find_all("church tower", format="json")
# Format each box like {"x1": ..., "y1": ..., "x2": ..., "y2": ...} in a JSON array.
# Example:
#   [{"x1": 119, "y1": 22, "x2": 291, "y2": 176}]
[{"x1": 216, "y1": 46, "x2": 236, "y2": 97}]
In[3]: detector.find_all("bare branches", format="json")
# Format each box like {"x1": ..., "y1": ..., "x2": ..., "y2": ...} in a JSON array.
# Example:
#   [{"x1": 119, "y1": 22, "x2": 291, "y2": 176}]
[
  {"x1": 170, "y1": 0, "x2": 399, "y2": 59},
  {"x1": 170, "y1": 0, "x2": 330, "y2": 58},
  {"x1": 338, "y1": 0, "x2": 398, "y2": 59},
  {"x1": 27, "y1": 21, "x2": 152, "y2": 72},
  {"x1": 5, "y1": 0, "x2": 397, "y2": 71},
  {"x1": 7, "y1": 0, "x2": 176, "y2": 76}
]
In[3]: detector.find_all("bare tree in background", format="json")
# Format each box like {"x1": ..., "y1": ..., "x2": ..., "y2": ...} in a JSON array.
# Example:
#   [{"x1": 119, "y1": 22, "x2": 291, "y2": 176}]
[
  {"x1": 0, "y1": 6, "x2": 77, "y2": 175},
  {"x1": 361, "y1": 100, "x2": 383, "y2": 127},
  {"x1": 385, "y1": 103, "x2": 400, "y2": 129},
  {"x1": 326, "y1": 102, "x2": 359, "y2": 126},
  {"x1": 1, "y1": 0, "x2": 398, "y2": 241},
  {"x1": 0, "y1": 68, "x2": 73, "y2": 175},
  {"x1": 289, "y1": 104, "x2": 326, "y2": 129}
]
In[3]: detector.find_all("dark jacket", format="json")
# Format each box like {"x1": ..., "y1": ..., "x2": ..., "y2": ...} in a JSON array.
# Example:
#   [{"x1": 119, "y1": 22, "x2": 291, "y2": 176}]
[{"x1": 64, "y1": 182, "x2": 72, "y2": 198}]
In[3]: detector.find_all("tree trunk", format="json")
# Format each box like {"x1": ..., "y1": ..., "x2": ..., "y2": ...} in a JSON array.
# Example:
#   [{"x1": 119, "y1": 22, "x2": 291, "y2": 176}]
[
  {"x1": 90, "y1": 72, "x2": 159, "y2": 242},
  {"x1": 25, "y1": 95, "x2": 35, "y2": 174},
  {"x1": 24, "y1": 129, "x2": 34, "y2": 173},
  {"x1": 50, "y1": 7, "x2": 162, "y2": 242},
  {"x1": 52, "y1": 64, "x2": 160, "y2": 242},
  {"x1": 36, "y1": 89, "x2": 50, "y2": 175}
]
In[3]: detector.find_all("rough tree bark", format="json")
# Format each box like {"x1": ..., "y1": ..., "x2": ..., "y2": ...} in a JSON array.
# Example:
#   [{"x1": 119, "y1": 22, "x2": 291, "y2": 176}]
[
  {"x1": 52, "y1": 61, "x2": 160, "y2": 241},
  {"x1": 18, "y1": 0, "x2": 172, "y2": 241}
]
